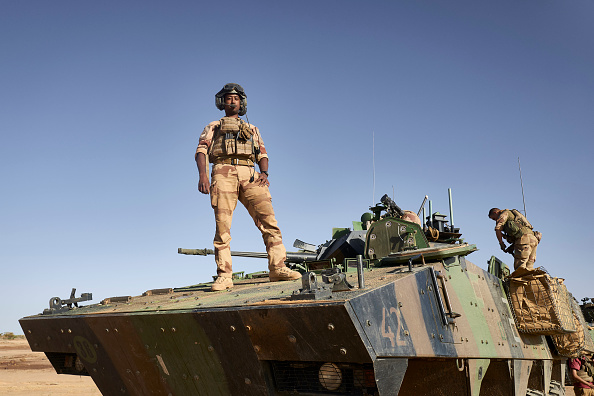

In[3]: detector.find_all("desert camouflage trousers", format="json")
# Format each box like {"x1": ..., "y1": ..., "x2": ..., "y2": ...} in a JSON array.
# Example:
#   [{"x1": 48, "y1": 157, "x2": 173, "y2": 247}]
[
  {"x1": 210, "y1": 164, "x2": 286, "y2": 277},
  {"x1": 513, "y1": 233, "x2": 539, "y2": 271}
]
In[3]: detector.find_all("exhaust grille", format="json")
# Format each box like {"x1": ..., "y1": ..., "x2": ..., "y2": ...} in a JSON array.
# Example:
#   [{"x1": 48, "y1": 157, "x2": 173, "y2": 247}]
[{"x1": 270, "y1": 361, "x2": 376, "y2": 394}]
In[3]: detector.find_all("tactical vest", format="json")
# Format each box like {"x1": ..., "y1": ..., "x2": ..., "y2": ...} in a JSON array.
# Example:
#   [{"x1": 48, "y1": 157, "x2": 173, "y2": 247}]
[
  {"x1": 208, "y1": 117, "x2": 258, "y2": 163},
  {"x1": 502, "y1": 209, "x2": 533, "y2": 239}
]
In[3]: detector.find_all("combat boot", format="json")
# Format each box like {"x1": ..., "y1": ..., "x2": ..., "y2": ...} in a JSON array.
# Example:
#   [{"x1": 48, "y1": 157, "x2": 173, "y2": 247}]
[
  {"x1": 211, "y1": 276, "x2": 233, "y2": 291},
  {"x1": 269, "y1": 267, "x2": 302, "y2": 282}
]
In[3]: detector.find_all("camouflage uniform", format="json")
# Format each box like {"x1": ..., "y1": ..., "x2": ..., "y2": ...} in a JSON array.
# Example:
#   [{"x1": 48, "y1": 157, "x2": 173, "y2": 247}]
[
  {"x1": 196, "y1": 118, "x2": 286, "y2": 278},
  {"x1": 494, "y1": 209, "x2": 539, "y2": 271}
]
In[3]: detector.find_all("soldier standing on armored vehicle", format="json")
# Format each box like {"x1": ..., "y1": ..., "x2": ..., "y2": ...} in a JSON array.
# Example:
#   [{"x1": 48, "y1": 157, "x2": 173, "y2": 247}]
[
  {"x1": 488, "y1": 208, "x2": 541, "y2": 275},
  {"x1": 195, "y1": 83, "x2": 301, "y2": 291}
]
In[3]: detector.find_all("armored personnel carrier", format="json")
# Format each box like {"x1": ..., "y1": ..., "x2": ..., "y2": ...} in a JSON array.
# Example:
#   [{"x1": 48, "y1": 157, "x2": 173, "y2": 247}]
[{"x1": 19, "y1": 193, "x2": 593, "y2": 395}]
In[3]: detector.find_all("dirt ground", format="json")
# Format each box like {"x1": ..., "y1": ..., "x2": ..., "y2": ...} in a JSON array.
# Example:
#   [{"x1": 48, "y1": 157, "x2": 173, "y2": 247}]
[
  {"x1": 0, "y1": 338, "x2": 100, "y2": 396},
  {"x1": 0, "y1": 337, "x2": 578, "y2": 395}
]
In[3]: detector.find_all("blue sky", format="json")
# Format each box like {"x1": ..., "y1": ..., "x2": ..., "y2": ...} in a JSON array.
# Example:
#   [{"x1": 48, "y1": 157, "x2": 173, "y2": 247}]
[{"x1": 1, "y1": 1, "x2": 593, "y2": 334}]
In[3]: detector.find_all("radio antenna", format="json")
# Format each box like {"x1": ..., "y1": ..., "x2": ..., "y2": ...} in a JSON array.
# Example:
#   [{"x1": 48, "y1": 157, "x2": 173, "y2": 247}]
[
  {"x1": 372, "y1": 131, "x2": 376, "y2": 205},
  {"x1": 518, "y1": 157, "x2": 527, "y2": 216}
]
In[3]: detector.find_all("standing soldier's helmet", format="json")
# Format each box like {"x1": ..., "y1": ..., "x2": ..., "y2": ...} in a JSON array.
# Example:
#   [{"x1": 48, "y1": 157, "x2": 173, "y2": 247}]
[{"x1": 215, "y1": 83, "x2": 247, "y2": 116}]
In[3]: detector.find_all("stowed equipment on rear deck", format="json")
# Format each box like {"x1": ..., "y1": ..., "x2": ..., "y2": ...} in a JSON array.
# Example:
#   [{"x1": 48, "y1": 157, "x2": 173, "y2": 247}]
[
  {"x1": 506, "y1": 269, "x2": 575, "y2": 335},
  {"x1": 504, "y1": 267, "x2": 594, "y2": 358}
]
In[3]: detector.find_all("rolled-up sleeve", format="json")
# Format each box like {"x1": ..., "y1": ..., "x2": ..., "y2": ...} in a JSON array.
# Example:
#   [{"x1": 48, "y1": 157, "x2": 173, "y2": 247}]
[
  {"x1": 195, "y1": 122, "x2": 218, "y2": 160},
  {"x1": 494, "y1": 211, "x2": 509, "y2": 231},
  {"x1": 252, "y1": 126, "x2": 269, "y2": 162}
]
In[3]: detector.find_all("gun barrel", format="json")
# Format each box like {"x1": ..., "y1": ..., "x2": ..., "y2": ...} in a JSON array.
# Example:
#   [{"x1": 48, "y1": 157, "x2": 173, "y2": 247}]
[
  {"x1": 178, "y1": 248, "x2": 214, "y2": 256},
  {"x1": 178, "y1": 248, "x2": 317, "y2": 263},
  {"x1": 286, "y1": 252, "x2": 318, "y2": 262}
]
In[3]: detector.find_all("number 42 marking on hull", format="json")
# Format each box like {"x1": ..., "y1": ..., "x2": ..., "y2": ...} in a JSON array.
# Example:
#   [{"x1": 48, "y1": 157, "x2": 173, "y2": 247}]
[{"x1": 381, "y1": 307, "x2": 408, "y2": 348}]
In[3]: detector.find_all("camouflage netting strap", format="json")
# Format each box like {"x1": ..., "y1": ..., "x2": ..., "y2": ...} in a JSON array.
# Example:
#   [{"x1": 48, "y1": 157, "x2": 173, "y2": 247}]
[{"x1": 505, "y1": 268, "x2": 576, "y2": 335}]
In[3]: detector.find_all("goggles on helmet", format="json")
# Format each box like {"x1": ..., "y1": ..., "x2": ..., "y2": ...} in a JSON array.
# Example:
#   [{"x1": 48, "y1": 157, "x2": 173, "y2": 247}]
[{"x1": 216, "y1": 83, "x2": 246, "y2": 99}]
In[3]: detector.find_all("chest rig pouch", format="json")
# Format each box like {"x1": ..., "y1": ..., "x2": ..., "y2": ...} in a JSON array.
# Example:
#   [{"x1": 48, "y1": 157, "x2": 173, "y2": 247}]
[{"x1": 209, "y1": 117, "x2": 258, "y2": 161}]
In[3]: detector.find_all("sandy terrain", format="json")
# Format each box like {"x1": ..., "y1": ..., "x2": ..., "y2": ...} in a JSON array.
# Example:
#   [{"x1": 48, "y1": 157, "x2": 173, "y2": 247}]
[
  {"x1": 0, "y1": 338, "x2": 100, "y2": 396},
  {"x1": 0, "y1": 337, "x2": 577, "y2": 395}
]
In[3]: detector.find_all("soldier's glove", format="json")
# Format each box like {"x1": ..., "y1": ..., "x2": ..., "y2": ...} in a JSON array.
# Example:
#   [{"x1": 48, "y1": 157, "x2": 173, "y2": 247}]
[
  {"x1": 505, "y1": 246, "x2": 514, "y2": 254},
  {"x1": 499, "y1": 241, "x2": 507, "y2": 252}
]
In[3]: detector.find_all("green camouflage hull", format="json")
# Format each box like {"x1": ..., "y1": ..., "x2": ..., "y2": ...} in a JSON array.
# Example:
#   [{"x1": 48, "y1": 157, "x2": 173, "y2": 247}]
[{"x1": 20, "y1": 253, "x2": 571, "y2": 395}]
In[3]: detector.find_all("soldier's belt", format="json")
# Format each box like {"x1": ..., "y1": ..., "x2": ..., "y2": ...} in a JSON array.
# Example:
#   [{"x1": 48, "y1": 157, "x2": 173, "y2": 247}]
[{"x1": 213, "y1": 158, "x2": 254, "y2": 167}]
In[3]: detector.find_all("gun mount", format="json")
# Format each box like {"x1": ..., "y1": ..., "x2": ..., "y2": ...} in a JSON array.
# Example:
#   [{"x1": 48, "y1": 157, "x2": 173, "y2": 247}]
[{"x1": 379, "y1": 193, "x2": 405, "y2": 218}]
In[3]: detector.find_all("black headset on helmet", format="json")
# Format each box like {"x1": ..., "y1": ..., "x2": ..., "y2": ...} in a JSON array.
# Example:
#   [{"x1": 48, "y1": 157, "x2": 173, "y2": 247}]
[{"x1": 215, "y1": 83, "x2": 247, "y2": 116}]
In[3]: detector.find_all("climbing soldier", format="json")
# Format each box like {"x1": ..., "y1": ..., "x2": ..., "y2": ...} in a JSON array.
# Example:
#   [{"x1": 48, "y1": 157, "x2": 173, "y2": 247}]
[
  {"x1": 488, "y1": 208, "x2": 542, "y2": 275},
  {"x1": 195, "y1": 83, "x2": 301, "y2": 291}
]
